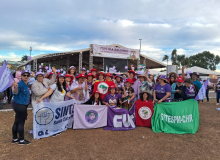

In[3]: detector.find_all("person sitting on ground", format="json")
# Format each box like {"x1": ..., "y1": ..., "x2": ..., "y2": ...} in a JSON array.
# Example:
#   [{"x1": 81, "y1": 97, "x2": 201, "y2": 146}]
[
  {"x1": 171, "y1": 76, "x2": 184, "y2": 102},
  {"x1": 37, "y1": 74, "x2": 75, "y2": 103},
  {"x1": 119, "y1": 79, "x2": 135, "y2": 109},
  {"x1": 103, "y1": 85, "x2": 126, "y2": 107},
  {"x1": 83, "y1": 90, "x2": 103, "y2": 105},
  {"x1": 138, "y1": 91, "x2": 153, "y2": 103},
  {"x1": 181, "y1": 78, "x2": 199, "y2": 100},
  {"x1": 154, "y1": 75, "x2": 171, "y2": 103},
  {"x1": 12, "y1": 70, "x2": 31, "y2": 145}
]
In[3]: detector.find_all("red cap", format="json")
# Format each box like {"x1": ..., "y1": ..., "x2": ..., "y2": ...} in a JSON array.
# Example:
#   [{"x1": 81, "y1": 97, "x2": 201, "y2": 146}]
[
  {"x1": 49, "y1": 72, "x2": 54, "y2": 76},
  {"x1": 128, "y1": 70, "x2": 136, "y2": 77},
  {"x1": 176, "y1": 76, "x2": 184, "y2": 83},
  {"x1": 86, "y1": 73, "x2": 95, "y2": 78},
  {"x1": 91, "y1": 68, "x2": 98, "y2": 72},
  {"x1": 76, "y1": 74, "x2": 86, "y2": 79},
  {"x1": 109, "y1": 85, "x2": 117, "y2": 90},
  {"x1": 105, "y1": 72, "x2": 112, "y2": 78},
  {"x1": 125, "y1": 78, "x2": 134, "y2": 85},
  {"x1": 96, "y1": 72, "x2": 105, "y2": 78},
  {"x1": 65, "y1": 74, "x2": 71, "y2": 78}
]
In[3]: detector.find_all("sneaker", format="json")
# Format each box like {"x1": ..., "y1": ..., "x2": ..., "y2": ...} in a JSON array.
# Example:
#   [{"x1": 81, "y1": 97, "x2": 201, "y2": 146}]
[
  {"x1": 18, "y1": 139, "x2": 31, "y2": 145},
  {"x1": 216, "y1": 103, "x2": 219, "y2": 105},
  {"x1": 12, "y1": 139, "x2": 19, "y2": 144}
]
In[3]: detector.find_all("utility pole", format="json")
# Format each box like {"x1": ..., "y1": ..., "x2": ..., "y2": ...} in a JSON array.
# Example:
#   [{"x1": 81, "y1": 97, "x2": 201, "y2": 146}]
[
  {"x1": 139, "y1": 39, "x2": 142, "y2": 54},
  {"x1": 30, "y1": 47, "x2": 32, "y2": 56}
]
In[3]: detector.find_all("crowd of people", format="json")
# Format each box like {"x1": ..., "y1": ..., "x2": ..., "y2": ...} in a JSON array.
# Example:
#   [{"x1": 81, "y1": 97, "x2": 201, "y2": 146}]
[{"x1": 6, "y1": 65, "x2": 213, "y2": 145}]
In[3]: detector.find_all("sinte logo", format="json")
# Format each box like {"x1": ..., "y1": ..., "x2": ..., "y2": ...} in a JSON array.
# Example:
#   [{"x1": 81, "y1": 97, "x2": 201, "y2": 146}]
[{"x1": 35, "y1": 107, "x2": 54, "y2": 125}]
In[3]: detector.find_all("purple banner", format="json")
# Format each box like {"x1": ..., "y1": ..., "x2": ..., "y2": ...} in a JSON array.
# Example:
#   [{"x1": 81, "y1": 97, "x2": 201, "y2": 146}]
[
  {"x1": 0, "y1": 60, "x2": 14, "y2": 92},
  {"x1": 104, "y1": 105, "x2": 136, "y2": 131}
]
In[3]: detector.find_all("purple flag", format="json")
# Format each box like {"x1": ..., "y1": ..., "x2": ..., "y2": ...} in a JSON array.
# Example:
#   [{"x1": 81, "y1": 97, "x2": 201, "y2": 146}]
[
  {"x1": 195, "y1": 78, "x2": 209, "y2": 100},
  {"x1": 0, "y1": 60, "x2": 14, "y2": 92},
  {"x1": 104, "y1": 104, "x2": 136, "y2": 131},
  {"x1": 73, "y1": 105, "x2": 108, "y2": 129},
  {"x1": 132, "y1": 79, "x2": 140, "y2": 100}
]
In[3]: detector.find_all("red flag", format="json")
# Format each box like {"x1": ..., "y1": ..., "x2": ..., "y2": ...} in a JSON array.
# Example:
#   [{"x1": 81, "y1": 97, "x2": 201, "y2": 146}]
[
  {"x1": 135, "y1": 101, "x2": 154, "y2": 127},
  {"x1": 93, "y1": 81, "x2": 115, "y2": 100}
]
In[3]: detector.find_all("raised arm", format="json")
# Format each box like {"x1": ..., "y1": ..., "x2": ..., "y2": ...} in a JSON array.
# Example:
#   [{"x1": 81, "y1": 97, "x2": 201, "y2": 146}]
[
  {"x1": 182, "y1": 66, "x2": 187, "y2": 80},
  {"x1": 121, "y1": 86, "x2": 127, "y2": 98},
  {"x1": 47, "y1": 67, "x2": 57, "y2": 86}
]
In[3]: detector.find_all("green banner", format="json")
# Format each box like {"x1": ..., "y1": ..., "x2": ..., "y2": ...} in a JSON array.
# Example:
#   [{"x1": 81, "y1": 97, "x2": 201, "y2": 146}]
[{"x1": 151, "y1": 99, "x2": 199, "y2": 134}]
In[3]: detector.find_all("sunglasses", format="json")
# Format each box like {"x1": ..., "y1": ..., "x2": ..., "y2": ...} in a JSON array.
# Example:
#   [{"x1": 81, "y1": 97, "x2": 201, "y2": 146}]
[{"x1": 22, "y1": 74, "x2": 30, "y2": 77}]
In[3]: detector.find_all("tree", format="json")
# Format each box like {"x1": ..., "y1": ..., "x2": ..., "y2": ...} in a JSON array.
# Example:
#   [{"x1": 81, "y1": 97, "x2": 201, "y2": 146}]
[
  {"x1": 162, "y1": 55, "x2": 169, "y2": 65},
  {"x1": 188, "y1": 51, "x2": 220, "y2": 70},
  {"x1": 21, "y1": 55, "x2": 28, "y2": 62},
  {"x1": 176, "y1": 55, "x2": 185, "y2": 67},
  {"x1": 171, "y1": 49, "x2": 178, "y2": 65}
]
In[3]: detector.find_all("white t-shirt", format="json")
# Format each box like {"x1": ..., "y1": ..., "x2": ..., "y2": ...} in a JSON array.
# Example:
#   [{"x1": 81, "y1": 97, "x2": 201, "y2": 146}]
[{"x1": 50, "y1": 84, "x2": 66, "y2": 103}]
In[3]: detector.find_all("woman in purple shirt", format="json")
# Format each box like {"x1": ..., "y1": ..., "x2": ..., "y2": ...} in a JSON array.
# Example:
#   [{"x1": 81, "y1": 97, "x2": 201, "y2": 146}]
[
  {"x1": 181, "y1": 78, "x2": 199, "y2": 100},
  {"x1": 154, "y1": 75, "x2": 171, "y2": 103},
  {"x1": 103, "y1": 85, "x2": 127, "y2": 107}
]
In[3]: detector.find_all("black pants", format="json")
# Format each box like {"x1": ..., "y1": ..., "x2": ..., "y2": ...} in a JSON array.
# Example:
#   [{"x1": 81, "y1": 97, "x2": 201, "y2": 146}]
[
  {"x1": 7, "y1": 87, "x2": 13, "y2": 103},
  {"x1": 12, "y1": 103, "x2": 28, "y2": 140}
]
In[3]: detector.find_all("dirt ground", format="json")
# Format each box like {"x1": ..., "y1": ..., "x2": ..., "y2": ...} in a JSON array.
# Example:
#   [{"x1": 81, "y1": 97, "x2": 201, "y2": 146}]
[{"x1": 0, "y1": 99, "x2": 220, "y2": 160}]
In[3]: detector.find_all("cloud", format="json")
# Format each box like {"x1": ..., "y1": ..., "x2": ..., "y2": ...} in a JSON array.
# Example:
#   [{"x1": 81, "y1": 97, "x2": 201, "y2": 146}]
[
  {"x1": 0, "y1": 52, "x2": 20, "y2": 61},
  {"x1": 0, "y1": 0, "x2": 220, "y2": 64}
]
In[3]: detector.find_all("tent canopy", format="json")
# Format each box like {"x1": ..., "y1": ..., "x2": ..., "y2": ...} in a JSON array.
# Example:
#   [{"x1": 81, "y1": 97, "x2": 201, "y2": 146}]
[{"x1": 178, "y1": 66, "x2": 220, "y2": 76}]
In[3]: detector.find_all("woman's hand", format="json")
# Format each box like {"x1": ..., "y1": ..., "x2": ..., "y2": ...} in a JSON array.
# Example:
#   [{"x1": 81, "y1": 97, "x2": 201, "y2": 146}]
[
  {"x1": 13, "y1": 82, "x2": 18, "y2": 88},
  {"x1": 158, "y1": 99, "x2": 162, "y2": 104},
  {"x1": 37, "y1": 98, "x2": 43, "y2": 103},
  {"x1": 52, "y1": 67, "x2": 56, "y2": 73}
]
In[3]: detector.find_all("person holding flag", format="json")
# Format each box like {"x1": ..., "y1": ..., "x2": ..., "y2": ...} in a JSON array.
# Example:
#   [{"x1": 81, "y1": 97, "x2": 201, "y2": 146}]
[{"x1": 12, "y1": 70, "x2": 31, "y2": 145}]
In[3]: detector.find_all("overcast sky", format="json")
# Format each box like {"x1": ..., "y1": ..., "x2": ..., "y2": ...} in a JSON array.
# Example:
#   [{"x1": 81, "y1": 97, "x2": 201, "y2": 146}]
[{"x1": 1, "y1": 0, "x2": 220, "y2": 69}]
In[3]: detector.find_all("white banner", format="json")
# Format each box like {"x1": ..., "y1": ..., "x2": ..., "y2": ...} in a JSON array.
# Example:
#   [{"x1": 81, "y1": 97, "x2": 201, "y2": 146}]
[
  {"x1": 92, "y1": 44, "x2": 140, "y2": 59},
  {"x1": 73, "y1": 105, "x2": 108, "y2": 129},
  {"x1": 33, "y1": 99, "x2": 76, "y2": 139}
]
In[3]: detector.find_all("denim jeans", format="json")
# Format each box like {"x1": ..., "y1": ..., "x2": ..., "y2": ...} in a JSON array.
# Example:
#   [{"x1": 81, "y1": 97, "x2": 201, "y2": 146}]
[
  {"x1": 216, "y1": 92, "x2": 220, "y2": 103},
  {"x1": 202, "y1": 89, "x2": 209, "y2": 102}
]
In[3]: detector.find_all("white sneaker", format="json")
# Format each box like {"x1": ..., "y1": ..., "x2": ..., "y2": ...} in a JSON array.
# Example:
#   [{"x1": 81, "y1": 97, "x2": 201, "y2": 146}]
[{"x1": 216, "y1": 103, "x2": 219, "y2": 105}]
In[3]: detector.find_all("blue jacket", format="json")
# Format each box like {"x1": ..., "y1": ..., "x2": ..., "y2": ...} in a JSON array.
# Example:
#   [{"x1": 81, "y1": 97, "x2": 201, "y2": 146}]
[
  {"x1": 171, "y1": 83, "x2": 177, "y2": 100},
  {"x1": 13, "y1": 80, "x2": 30, "y2": 105}
]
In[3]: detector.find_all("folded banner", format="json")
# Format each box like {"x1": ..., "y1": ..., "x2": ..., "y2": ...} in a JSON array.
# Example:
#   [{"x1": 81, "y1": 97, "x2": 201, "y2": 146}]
[
  {"x1": 33, "y1": 99, "x2": 76, "y2": 139},
  {"x1": 104, "y1": 105, "x2": 136, "y2": 131},
  {"x1": 73, "y1": 105, "x2": 108, "y2": 129},
  {"x1": 151, "y1": 99, "x2": 199, "y2": 134},
  {"x1": 135, "y1": 101, "x2": 154, "y2": 127}
]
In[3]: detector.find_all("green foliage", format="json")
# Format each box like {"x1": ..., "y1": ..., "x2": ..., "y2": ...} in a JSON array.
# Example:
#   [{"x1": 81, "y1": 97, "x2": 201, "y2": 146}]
[
  {"x1": 188, "y1": 51, "x2": 220, "y2": 70},
  {"x1": 171, "y1": 49, "x2": 178, "y2": 65},
  {"x1": 21, "y1": 55, "x2": 28, "y2": 62}
]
